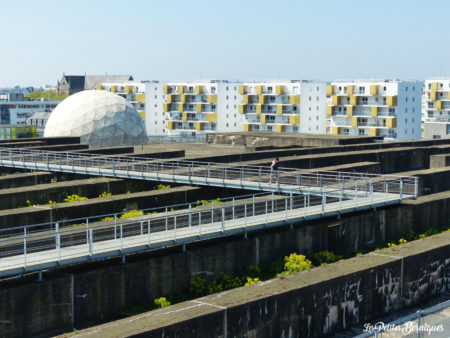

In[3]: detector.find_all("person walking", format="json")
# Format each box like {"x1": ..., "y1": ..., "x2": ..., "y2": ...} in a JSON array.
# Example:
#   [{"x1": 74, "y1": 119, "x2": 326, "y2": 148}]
[{"x1": 268, "y1": 157, "x2": 279, "y2": 184}]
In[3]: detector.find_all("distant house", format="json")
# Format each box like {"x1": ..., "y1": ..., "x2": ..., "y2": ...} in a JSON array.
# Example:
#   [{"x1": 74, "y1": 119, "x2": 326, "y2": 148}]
[{"x1": 57, "y1": 74, "x2": 134, "y2": 95}]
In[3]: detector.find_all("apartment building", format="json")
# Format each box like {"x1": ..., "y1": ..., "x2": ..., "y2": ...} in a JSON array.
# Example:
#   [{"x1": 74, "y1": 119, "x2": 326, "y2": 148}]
[
  {"x1": 0, "y1": 93, "x2": 59, "y2": 125},
  {"x1": 97, "y1": 82, "x2": 146, "y2": 120},
  {"x1": 326, "y1": 80, "x2": 422, "y2": 141},
  {"x1": 145, "y1": 80, "x2": 327, "y2": 137},
  {"x1": 239, "y1": 81, "x2": 327, "y2": 134},
  {"x1": 422, "y1": 79, "x2": 450, "y2": 139}
]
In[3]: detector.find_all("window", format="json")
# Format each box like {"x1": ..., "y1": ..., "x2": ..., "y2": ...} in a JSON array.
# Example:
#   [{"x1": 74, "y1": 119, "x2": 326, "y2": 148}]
[
  {"x1": 234, "y1": 114, "x2": 236, "y2": 118},
  {"x1": 154, "y1": 95, "x2": 157, "y2": 99},
  {"x1": 268, "y1": 126, "x2": 273, "y2": 131},
  {"x1": 433, "y1": 135, "x2": 441, "y2": 139},
  {"x1": 413, "y1": 97, "x2": 415, "y2": 102},
  {"x1": 293, "y1": 126, "x2": 298, "y2": 132},
  {"x1": 412, "y1": 118, "x2": 415, "y2": 123},
  {"x1": 234, "y1": 122, "x2": 236, "y2": 127},
  {"x1": 226, "y1": 123, "x2": 229, "y2": 127},
  {"x1": 268, "y1": 86, "x2": 273, "y2": 92},
  {"x1": 316, "y1": 96, "x2": 319, "y2": 101},
  {"x1": 234, "y1": 105, "x2": 237, "y2": 108},
  {"x1": 309, "y1": 96, "x2": 312, "y2": 101},
  {"x1": 383, "y1": 86, "x2": 387, "y2": 91},
  {"x1": 234, "y1": 96, "x2": 236, "y2": 99},
  {"x1": 226, "y1": 87, "x2": 229, "y2": 91},
  {"x1": 316, "y1": 116, "x2": 319, "y2": 120},
  {"x1": 226, "y1": 96, "x2": 229, "y2": 100},
  {"x1": 405, "y1": 118, "x2": 408, "y2": 123},
  {"x1": 405, "y1": 97, "x2": 408, "y2": 102},
  {"x1": 317, "y1": 86, "x2": 319, "y2": 91},
  {"x1": 226, "y1": 105, "x2": 229, "y2": 109},
  {"x1": 447, "y1": 124, "x2": 450, "y2": 135},
  {"x1": 405, "y1": 86, "x2": 408, "y2": 91},
  {"x1": 405, "y1": 108, "x2": 408, "y2": 113},
  {"x1": 226, "y1": 114, "x2": 229, "y2": 118}
]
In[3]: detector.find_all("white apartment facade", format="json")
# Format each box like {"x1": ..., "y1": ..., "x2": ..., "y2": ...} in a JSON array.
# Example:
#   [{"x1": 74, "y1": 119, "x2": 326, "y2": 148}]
[
  {"x1": 145, "y1": 80, "x2": 327, "y2": 137},
  {"x1": 422, "y1": 78, "x2": 450, "y2": 139},
  {"x1": 97, "y1": 82, "x2": 146, "y2": 121},
  {"x1": 326, "y1": 80, "x2": 422, "y2": 141}
]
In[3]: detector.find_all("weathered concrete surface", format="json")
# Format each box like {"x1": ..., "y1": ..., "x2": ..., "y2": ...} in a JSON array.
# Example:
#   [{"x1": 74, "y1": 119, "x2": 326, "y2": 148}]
[
  {"x1": 430, "y1": 154, "x2": 450, "y2": 168},
  {"x1": 206, "y1": 132, "x2": 382, "y2": 147},
  {"x1": 0, "y1": 185, "x2": 246, "y2": 228},
  {"x1": 0, "y1": 192, "x2": 449, "y2": 337},
  {"x1": 0, "y1": 136, "x2": 80, "y2": 145},
  {"x1": 57, "y1": 231, "x2": 450, "y2": 338},
  {"x1": 0, "y1": 177, "x2": 158, "y2": 210}
]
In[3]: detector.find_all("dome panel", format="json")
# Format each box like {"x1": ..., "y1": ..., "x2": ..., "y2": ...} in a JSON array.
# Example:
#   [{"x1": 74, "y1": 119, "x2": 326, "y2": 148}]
[{"x1": 44, "y1": 90, "x2": 147, "y2": 147}]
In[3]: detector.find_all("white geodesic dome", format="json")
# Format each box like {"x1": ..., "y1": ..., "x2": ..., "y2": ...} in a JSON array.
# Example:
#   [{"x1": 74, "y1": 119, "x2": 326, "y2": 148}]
[{"x1": 44, "y1": 90, "x2": 147, "y2": 147}]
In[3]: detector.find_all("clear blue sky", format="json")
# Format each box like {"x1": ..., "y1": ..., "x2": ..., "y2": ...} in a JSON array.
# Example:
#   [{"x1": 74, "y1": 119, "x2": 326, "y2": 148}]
[{"x1": 1, "y1": 0, "x2": 449, "y2": 87}]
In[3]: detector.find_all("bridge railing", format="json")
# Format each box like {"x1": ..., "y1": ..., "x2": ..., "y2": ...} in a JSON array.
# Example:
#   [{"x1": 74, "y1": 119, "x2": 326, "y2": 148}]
[
  {"x1": 0, "y1": 148, "x2": 418, "y2": 198},
  {"x1": 0, "y1": 179, "x2": 409, "y2": 277}
]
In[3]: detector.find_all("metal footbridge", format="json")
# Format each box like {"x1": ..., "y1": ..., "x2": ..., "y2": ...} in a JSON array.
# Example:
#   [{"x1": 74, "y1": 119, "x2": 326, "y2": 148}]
[
  {"x1": 0, "y1": 147, "x2": 418, "y2": 279},
  {"x1": 0, "y1": 148, "x2": 418, "y2": 198}
]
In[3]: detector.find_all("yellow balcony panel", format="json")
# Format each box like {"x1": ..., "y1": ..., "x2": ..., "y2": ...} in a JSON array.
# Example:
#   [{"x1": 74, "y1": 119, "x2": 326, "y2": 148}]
[
  {"x1": 370, "y1": 85, "x2": 379, "y2": 95},
  {"x1": 369, "y1": 128, "x2": 378, "y2": 137},
  {"x1": 238, "y1": 85, "x2": 247, "y2": 94},
  {"x1": 207, "y1": 113, "x2": 217, "y2": 123},
  {"x1": 448, "y1": 92, "x2": 450, "y2": 100},
  {"x1": 275, "y1": 125, "x2": 284, "y2": 133},
  {"x1": 97, "y1": 85, "x2": 105, "y2": 90},
  {"x1": 242, "y1": 95, "x2": 249, "y2": 104},
  {"x1": 436, "y1": 100, "x2": 443, "y2": 110},
  {"x1": 430, "y1": 91, "x2": 438, "y2": 101},
  {"x1": 194, "y1": 86, "x2": 203, "y2": 95},
  {"x1": 386, "y1": 117, "x2": 397, "y2": 128},
  {"x1": 386, "y1": 96, "x2": 397, "y2": 107},
  {"x1": 347, "y1": 106, "x2": 354, "y2": 116},
  {"x1": 196, "y1": 122, "x2": 203, "y2": 131},
  {"x1": 326, "y1": 105, "x2": 333, "y2": 116},
  {"x1": 179, "y1": 94, "x2": 188, "y2": 103},
  {"x1": 178, "y1": 85, "x2": 185, "y2": 94},
  {"x1": 238, "y1": 104, "x2": 246, "y2": 114},
  {"x1": 326, "y1": 85, "x2": 335, "y2": 96},
  {"x1": 331, "y1": 126, "x2": 340, "y2": 135},
  {"x1": 125, "y1": 85, "x2": 133, "y2": 94},
  {"x1": 207, "y1": 94, "x2": 217, "y2": 104},
  {"x1": 244, "y1": 124, "x2": 250, "y2": 132},
  {"x1": 256, "y1": 104, "x2": 262, "y2": 114},
  {"x1": 260, "y1": 115, "x2": 266, "y2": 124},
  {"x1": 166, "y1": 94, "x2": 174, "y2": 103},
  {"x1": 289, "y1": 115, "x2": 300, "y2": 125},
  {"x1": 163, "y1": 103, "x2": 170, "y2": 112},
  {"x1": 331, "y1": 95, "x2": 340, "y2": 105},
  {"x1": 275, "y1": 85, "x2": 284, "y2": 95},
  {"x1": 182, "y1": 112, "x2": 188, "y2": 121},
  {"x1": 289, "y1": 95, "x2": 300, "y2": 105},
  {"x1": 347, "y1": 85, "x2": 354, "y2": 95},
  {"x1": 110, "y1": 85, "x2": 117, "y2": 93},
  {"x1": 167, "y1": 121, "x2": 175, "y2": 130},
  {"x1": 163, "y1": 85, "x2": 170, "y2": 94},
  {"x1": 351, "y1": 116, "x2": 358, "y2": 127},
  {"x1": 135, "y1": 93, "x2": 145, "y2": 103},
  {"x1": 349, "y1": 96, "x2": 359, "y2": 105},
  {"x1": 256, "y1": 85, "x2": 263, "y2": 94},
  {"x1": 138, "y1": 111, "x2": 145, "y2": 120},
  {"x1": 178, "y1": 103, "x2": 184, "y2": 112},
  {"x1": 259, "y1": 95, "x2": 267, "y2": 104},
  {"x1": 370, "y1": 106, "x2": 378, "y2": 117},
  {"x1": 196, "y1": 103, "x2": 203, "y2": 113},
  {"x1": 277, "y1": 105, "x2": 283, "y2": 114},
  {"x1": 431, "y1": 82, "x2": 439, "y2": 91}
]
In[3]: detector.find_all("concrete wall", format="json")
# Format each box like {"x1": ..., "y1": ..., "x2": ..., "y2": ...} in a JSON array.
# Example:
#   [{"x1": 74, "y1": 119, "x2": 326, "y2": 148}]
[
  {"x1": 0, "y1": 192, "x2": 449, "y2": 337},
  {"x1": 83, "y1": 232, "x2": 449, "y2": 337},
  {"x1": 430, "y1": 154, "x2": 450, "y2": 168}
]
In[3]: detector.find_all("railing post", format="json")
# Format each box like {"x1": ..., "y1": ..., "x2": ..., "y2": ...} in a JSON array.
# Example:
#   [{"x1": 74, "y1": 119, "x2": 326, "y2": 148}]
[
  {"x1": 221, "y1": 208, "x2": 225, "y2": 232},
  {"x1": 265, "y1": 201, "x2": 268, "y2": 223},
  {"x1": 188, "y1": 164, "x2": 192, "y2": 181},
  {"x1": 174, "y1": 215, "x2": 177, "y2": 241},
  {"x1": 285, "y1": 197, "x2": 288, "y2": 220},
  {"x1": 355, "y1": 180, "x2": 358, "y2": 208},
  {"x1": 114, "y1": 214, "x2": 117, "y2": 239},
  {"x1": 258, "y1": 168, "x2": 261, "y2": 188},
  {"x1": 156, "y1": 162, "x2": 159, "y2": 178},
  {"x1": 339, "y1": 182, "x2": 343, "y2": 211},
  {"x1": 414, "y1": 177, "x2": 418, "y2": 199},
  {"x1": 240, "y1": 167, "x2": 243, "y2": 186},
  {"x1": 88, "y1": 229, "x2": 93, "y2": 257},
  {"x1": 399, "y1": 178, "x2": 403, "y2": 201},
  {"x1": 232, "y1": 198, "x2": 235, "y2": 220},
  {"x1": 417, "y1": 310, "x2": 422, "y2": 338},
  {"x1": 23, "y1": 227, "x2": 27, "y2": 269},
  {"x1": 222, "y1": 167, "x2": 225, "y2": 184},
  {"x1": 147, "y1": 219, "x2": 151, "y2": 246},
  {"x1": 290, "y1": 193, "x2": 293, "y2": 210},
  {"x1": 140, "y1": 221, "x2": 143, "y2": 235},
  {"x1": 86, "y1": 218, "x2": 89, "y2": 243},
  {"x1": 322, "y1": 185, "x2": 326, "y2": 214},
  {"x1": 385, "y1": 179, "x2": 388, "y2": 201},
  {"x1": 304, "y1": 193, "x2": 307, "y2": 217},
  {"x1": 188, "y1": 204, "x2": 192, "y2": 227},
  {"x1": 252, "y1": 195, "x2": 255, "y2": 216},
  {"x1": 271, "y1": 192, "x2": 274, "y2": 213},
  {"x1": 199, "y1": 211, "x2": 202, "y2": 237},
  {"x1": 165, "y1": 207, "x2": 168, "y2": 231}
]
